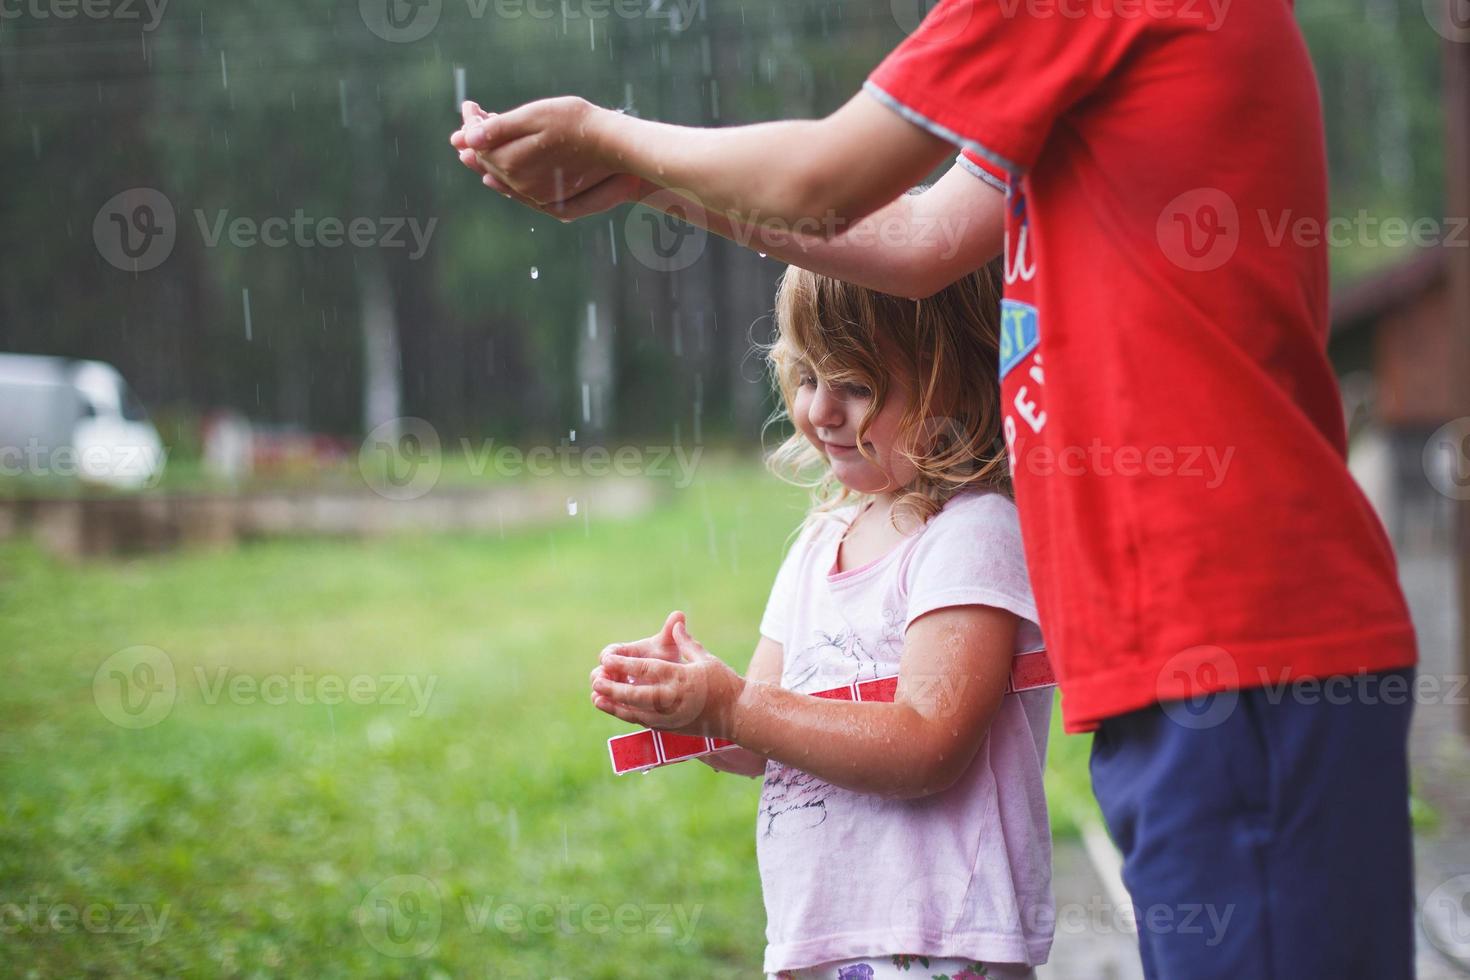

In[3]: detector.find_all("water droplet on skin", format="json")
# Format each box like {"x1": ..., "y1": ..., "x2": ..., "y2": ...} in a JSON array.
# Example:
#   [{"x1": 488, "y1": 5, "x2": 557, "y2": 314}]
[
  {"x1": 758, "y1": 251, "x2": 767, "y2": 258},
  {"x1": 529, "y1": 266, "x2": 540, "y2": 280}
]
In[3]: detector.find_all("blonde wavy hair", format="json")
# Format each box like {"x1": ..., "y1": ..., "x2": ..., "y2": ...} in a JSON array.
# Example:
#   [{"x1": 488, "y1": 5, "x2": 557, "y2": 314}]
[{"x1": 762, "y1": 255, "x2": 1010, "y2": 532}]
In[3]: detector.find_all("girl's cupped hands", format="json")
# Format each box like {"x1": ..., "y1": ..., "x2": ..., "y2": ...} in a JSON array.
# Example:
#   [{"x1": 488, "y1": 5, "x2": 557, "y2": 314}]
[{"x1": 589, "y1": 611, "x2": 746, "y2": 740}]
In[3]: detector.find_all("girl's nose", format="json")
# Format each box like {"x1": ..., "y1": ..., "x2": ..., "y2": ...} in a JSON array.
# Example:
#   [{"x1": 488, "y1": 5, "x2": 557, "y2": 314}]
[{"x1": 808, "y1": 382, "x2": 845, "y2": 430}]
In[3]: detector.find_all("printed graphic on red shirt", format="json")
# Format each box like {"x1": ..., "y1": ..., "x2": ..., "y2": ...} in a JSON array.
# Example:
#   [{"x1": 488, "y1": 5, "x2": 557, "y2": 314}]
[{"x1": 999, "y1": 177, "x2": 1046, "y2": 480}]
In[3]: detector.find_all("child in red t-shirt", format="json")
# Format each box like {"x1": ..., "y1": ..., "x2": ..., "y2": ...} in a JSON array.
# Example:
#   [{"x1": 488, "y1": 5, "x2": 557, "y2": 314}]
[{"x1": 451, "y1": 1, "x2": 1420, "y2": 975}]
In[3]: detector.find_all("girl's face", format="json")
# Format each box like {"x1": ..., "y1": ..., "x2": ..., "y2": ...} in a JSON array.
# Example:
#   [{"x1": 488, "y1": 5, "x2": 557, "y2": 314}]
[{"x1": 793, "y1": 361, "x2": 918, "y2": 495}]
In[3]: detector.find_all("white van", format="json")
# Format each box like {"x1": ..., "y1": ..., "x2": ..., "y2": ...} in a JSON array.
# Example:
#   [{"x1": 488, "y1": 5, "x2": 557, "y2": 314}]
[{"x1": 0, "y1": 353, "x2": 165, "y2": 490}]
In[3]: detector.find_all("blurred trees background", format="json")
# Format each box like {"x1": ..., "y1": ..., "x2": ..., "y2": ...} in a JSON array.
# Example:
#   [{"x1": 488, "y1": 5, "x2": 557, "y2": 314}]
[{"x1": 0, "y1": 0, "x2": 1451, "y2": 449}]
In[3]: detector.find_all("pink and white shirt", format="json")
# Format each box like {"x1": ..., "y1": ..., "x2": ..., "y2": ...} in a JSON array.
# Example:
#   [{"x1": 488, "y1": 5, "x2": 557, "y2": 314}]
[{"x1": 756, "y1": 489, "x2": 1054, "y2": 974}]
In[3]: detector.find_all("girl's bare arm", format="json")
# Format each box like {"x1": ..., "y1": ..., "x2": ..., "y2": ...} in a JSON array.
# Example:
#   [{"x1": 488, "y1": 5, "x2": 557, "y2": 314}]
[
  {"x1": 699, "y1": 636, "x2": 783, "y2": 778},
  {"x1": 594, "y1": 606, "x2": 1017, "y2": 800}
]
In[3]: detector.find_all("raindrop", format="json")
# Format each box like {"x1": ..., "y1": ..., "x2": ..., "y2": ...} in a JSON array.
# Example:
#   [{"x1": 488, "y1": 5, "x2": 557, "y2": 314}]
[
  {"x1": 529, "y1": 266, "x2": 540, "y2": 280},
  {"x1": 453, "y1": 65, "x2": 466, "y2": 112},
  {"x1": 586, "y1": 301, "x2": 597, "y2": 339},
  {"x1": 581, "y1": 383, "x2": 591, "y2": 422},
  {"x1": 567, "y1": 498, "x2": 578, "y2": 517},
  {"x1": 758, "y1": 251, "x2": 767, "y2": 258},
  {"x1": 693, "y1": 373, "x2": 703, "y2": 444},
  {"x1": 338, "y1": 79, "x2": 348, "y2": 128},
  {"x1": 219, "y1": 50, "x2": 228, "y2": 89},
  {"x1": 569, "y1": 429, "x2": 576, "y2": 442},
  {"x1": 608, "y1": 221, "x2": 618, "y2": 265},
  {"x1": 242, "y1": 288, "x2": 253, "y2": 341}
]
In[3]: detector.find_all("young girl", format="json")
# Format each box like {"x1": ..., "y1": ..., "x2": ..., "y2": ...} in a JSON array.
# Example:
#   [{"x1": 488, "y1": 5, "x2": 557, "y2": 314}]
[{"x1": 589, "y1": 257, "x2": 1053, "y2": 979}]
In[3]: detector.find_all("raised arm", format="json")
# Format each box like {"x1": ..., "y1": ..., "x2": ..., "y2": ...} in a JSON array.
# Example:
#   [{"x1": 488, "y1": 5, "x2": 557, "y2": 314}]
[
  {"x1": 592, "y1": 605, "x2": 1017, "y2": 800},
  {"x1": 452, "y1": 102, "x2": 1000, "y2": 298},
  {"x1": 456, "y1": 91, "x2": 954, "y2": 235}
]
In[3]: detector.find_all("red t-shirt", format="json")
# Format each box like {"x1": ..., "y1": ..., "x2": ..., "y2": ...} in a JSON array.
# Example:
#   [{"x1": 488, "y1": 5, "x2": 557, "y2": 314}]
[{"x1": 868, "y1": 0, "x2": 1417, "y2": 732}]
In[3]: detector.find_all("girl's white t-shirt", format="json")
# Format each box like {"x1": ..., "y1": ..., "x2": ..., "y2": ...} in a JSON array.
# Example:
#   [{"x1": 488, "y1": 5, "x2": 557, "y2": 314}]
[{"x1": 755, "y1": 489, "x2": 1054, "y2": 974}]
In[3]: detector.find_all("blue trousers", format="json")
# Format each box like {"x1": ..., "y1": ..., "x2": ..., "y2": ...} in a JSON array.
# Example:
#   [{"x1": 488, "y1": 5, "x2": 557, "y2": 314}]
[{"x1": 1088, "y1": 667, "x2": 1416, "y2": 979}]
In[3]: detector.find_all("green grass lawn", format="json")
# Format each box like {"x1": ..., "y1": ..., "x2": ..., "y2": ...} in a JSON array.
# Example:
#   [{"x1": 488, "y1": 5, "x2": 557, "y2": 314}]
[{"x1": 0, "y1": 459, "x2": 1092, "y2": 978}]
